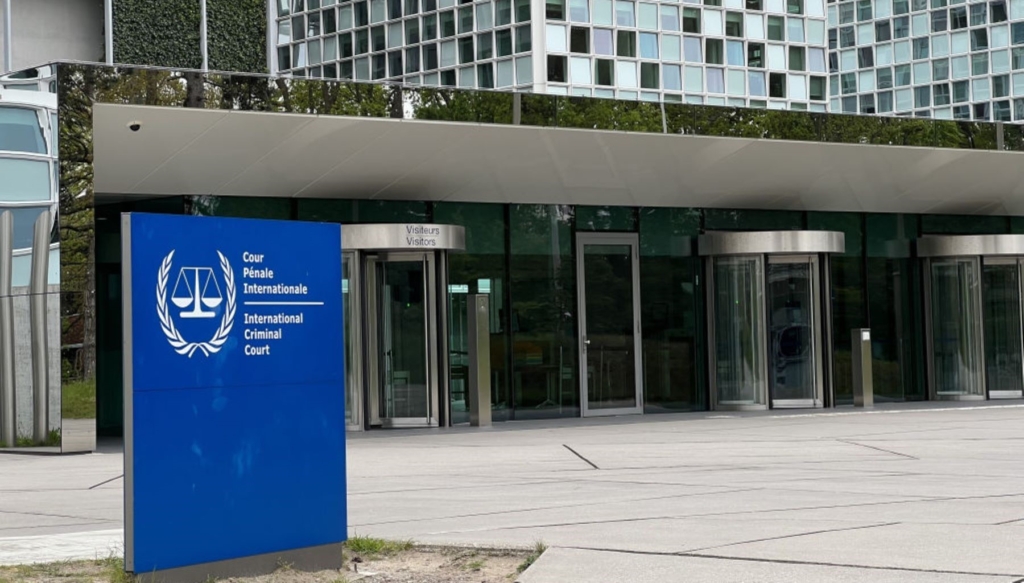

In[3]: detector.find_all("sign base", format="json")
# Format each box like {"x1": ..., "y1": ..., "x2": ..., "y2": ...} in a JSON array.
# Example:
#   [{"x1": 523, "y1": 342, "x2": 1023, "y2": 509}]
[{"x1": 130, "y1": 543, "x2": 344, "y2": 583}]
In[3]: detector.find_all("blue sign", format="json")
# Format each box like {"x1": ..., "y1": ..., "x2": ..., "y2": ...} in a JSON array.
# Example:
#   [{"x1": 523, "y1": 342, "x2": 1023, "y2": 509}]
[{"x1": 122, "y1": 213, "x2": 346, "y2": 575}]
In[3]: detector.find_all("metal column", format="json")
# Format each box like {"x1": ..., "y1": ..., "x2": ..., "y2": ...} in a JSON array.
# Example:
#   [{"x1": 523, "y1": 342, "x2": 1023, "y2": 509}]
[
  {"x1": 467, "y1": 294, "x2": 491, "y2": 427},
  {"x1": 852, "y1": 328, "x2": 873, "y2": 408},
  {"x1": 104, "y1": 0, "x2": 113, "y2": 64},
  {"x1": 30, "y1": 211, "x2": 50, "y2": 443},
  {"x1": 2, "y1": 0, "x2": 12, "y2": 74},
  {"x1": 200, "y1": 0, "x2": 208, "y2": 72},
  {"x1": 0, "y1": 211, "x2": 15, "y2": 446}
]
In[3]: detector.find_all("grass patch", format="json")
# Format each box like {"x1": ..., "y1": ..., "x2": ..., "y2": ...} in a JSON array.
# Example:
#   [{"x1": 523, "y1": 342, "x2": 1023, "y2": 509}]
[
  {"x1": 516, "y1": 541, "x2": 547, "y2": 575},
  {"x1": 465, "y1": 559, "x2": 486, "y2": 571},
  {"x1": 99, "y1": 555, "x2": 133, "y2": 583},
  {"x1": 344, "y1": 536, "x2": 414, "y2": 558},
  {"x1": 62, "y1": 379, "x2": 96, "y2": 420}
]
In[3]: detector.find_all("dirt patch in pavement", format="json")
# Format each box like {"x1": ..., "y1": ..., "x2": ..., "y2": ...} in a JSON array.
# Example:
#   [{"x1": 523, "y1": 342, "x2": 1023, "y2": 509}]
[{"x1": 0, "y1": 546, "x2": 536, "y2": 583}]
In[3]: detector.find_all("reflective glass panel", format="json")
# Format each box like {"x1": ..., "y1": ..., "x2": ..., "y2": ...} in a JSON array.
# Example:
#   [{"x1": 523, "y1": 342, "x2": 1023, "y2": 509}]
[
  {"x1": 713, "y1": 256, "x2": 766, "y2": 406},
  {"x1": 581, "y1": 242, "x2": 639, "y2": 411},
  {"x1": 930, "y1": 258, "x2": 985, "y2": 398},
  {"x1": 0, "y1": 159, "x2": 50, "y2": 202},
  {"x1": 767, "y1": 259, "x2": 817, "y2": 403},
  {"x1": 0, "y1": 107, "x2": 45, "y2": 154},
  {"x1": 377, "y1": 259, "x2": 430, "y2": 420},
  {"x1": 983, "y1": 261, "x2": 1024, "y2": 396}
]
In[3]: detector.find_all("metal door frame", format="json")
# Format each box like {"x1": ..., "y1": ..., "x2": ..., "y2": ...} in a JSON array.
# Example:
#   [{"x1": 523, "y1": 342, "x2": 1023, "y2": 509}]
[
  {"x1": 982, "y1": 256, "x2": 1024, "y2": 400},
  {"x1": 923, "y1": 256, "x2": 987, "y2": 401},
  {"x1": 343, "y1": 251, "x2": 364, "y2": 431},
  {"x1": 765, "y1": 254, "x2": 824, "y2": 409},
  {"x1": 706, "y1": 254, "x2": 769, "y2": 412},
  {"x1": 575, "y1": 232, "x2": 644, "y2": 417},
  {"x1": 366, "y1": 251, "x2": 440, "y2": 427}
]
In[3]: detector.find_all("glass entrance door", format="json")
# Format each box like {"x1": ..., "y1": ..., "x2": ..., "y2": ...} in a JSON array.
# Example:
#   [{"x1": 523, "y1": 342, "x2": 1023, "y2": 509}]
[
  {"x1": 366, "y1": 252, "x2": 440, "y2": 427},
  {"x1": 766, "y1": 255, "x2": 823, "y2": 408},
  {"x1": 983, "y1": 258, "x2": 1024, "y2": 399},
  {"x1": 576, "y1": 233, "x2": 643, "y2": 417},
  {"x1": 926, "y1": 258, "x2": 985, "y2": 400},
  {"x1": 709, "y1": 255, "x2": 767, "y2": 410}
]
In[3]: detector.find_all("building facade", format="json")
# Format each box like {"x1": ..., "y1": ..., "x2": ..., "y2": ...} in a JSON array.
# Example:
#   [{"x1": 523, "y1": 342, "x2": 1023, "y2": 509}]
[
  {"x1": 1, "y1": 4, "x2": 1024, "y2": 450},
  {"x1": 269, "y1": 0, "x2": 1024, "y2": 120},
  {"x1": 0, "y1": 62, "x2": 1019, "y2": 452},
  {"x1": 3, "y1": 1, "x2": 1024, "y2": 119}
]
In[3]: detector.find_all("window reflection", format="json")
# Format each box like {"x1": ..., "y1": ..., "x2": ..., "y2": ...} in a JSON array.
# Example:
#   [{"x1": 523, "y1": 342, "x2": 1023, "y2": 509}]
[
  {"x1": 509, "y1": 205, "x2": 578, "y2": 419},
  {"x1": 0, "y1": 159, "x2": 50, "y2": 202},
  {"x1": 1, "y1": 206, "x2": 51, "y2": 249},
  {"x1": 0, "y1": 107, "x2": 46, "y2": 154}
]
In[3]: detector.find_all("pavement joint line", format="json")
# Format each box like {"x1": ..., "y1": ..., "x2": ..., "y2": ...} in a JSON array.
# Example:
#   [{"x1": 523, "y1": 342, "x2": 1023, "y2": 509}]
[
  {"x1": 994, "y1": 517, "x2": 1024, "y2": 525},
  {"x1": 352, "y1": 487, "x2": 767, "y2": 528},
  {"x1": 562, "y1": 445, "x2": 599, "y2": 470},
  {"x1": 557, "y1": 545, "x2": 1024, "y2": 579},
  {"x1": 435, "y1": 490, "x2": 1024, "y2": 534},
  {"x1": 0, "y1": 522, "x2": 120, "y2": 536},
  {"x1": 677, "y1": 521, "x2": 902, "y2": 553},
  {"x1": 348, "y1": 478, "x2": 576, "y2": 496},
  {"x1": 0, "y1": 509, "x2": 117, "y2": 523},
  {"x1": 87, "y1": 474, "x2": 123, "y2": 490},
  {"x1": 836, "y1": 440, "x2": 920, "y2": 460}
]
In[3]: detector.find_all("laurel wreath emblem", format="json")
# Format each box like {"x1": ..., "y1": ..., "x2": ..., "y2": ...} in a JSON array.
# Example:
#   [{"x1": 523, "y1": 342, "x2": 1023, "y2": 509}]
[{"x1": 156, "y1": 250, "x2": 237, "y2": 358}]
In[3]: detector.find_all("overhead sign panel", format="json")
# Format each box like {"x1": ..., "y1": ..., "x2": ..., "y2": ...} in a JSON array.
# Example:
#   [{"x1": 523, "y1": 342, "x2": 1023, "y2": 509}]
[{"x1": 122, "y1": 213, "x2": 346, "y2": 581}]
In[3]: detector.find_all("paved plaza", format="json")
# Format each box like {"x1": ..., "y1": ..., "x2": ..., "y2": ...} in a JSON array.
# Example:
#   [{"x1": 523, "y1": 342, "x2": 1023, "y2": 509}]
[{"x1": 3, "y1": 403, "x2": 1024, "y2": 581}]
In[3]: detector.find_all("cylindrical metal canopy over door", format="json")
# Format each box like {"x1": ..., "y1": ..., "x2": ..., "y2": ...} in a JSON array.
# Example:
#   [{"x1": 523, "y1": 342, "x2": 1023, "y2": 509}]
[
  {"x1": 699, "y1": 231, "x2": 845, "y2": 411},
  {"x1": 918, "y1": 235, "x2": 1024, "y2": 401}
]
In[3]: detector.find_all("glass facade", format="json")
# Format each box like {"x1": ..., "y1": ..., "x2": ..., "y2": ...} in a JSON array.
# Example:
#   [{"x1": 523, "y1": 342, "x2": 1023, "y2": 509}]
[
  {"x1": 88, "y1": 193, "x2": 1024, "y2": 426},
  {"x1": 275, "y1": 0, "x2": 536, "y2": 89},
  {"x1": 830, "y1": 0, "x2": 1024, "y2": 120},
  {"x1": 41, "y1": 63, "x2": 1024, "y2": 444},
  {"x1": 274, "y1": 0, "x2": 1024, "y2": 119},
  {"x1": 0, "y1": 68, "x2": 62, "y2": 449},
  {"x1": 540, "y1": 0, "x2": 829, "y2": 105}
]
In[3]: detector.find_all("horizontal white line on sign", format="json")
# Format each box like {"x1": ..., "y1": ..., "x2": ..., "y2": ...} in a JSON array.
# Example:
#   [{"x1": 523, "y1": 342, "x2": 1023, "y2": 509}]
[{"x1": 243, "y1": 301, "x2": 326, "y2": 306}]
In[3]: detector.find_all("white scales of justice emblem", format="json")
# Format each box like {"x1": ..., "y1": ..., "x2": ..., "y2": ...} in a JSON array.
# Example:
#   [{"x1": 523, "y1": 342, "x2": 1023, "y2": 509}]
[
  {"x1": 157, "y1": 251, "x2": 237, "y2": 357},
  {"x1": 171, "y1": 267, "x2": 223, "y2": 318}
]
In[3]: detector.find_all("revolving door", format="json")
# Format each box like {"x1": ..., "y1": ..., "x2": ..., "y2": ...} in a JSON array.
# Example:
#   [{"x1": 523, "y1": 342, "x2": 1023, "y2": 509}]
[
  {"x1": 919, "y1": 235, "x2": 1024, "y2": 401},
  {"x1": 341, "y1": 224, "x2": 466, "y2": 430},
  {"x1": 700, "y1": 231, "x2": 845, "y2": 411}
]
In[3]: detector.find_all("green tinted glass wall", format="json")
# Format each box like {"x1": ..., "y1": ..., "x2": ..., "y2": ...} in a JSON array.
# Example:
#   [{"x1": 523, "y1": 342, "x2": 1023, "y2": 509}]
[
  {"x1": 509, "y1": 204, "x2": 578, "y2": 419},
  {"x1": 866, "y1": 213, "x2": 924, "y2": 402},
  {"x1": 576, "y1": 206, "x2": 637, "y2": 232},
  {"x1": 434, "y1": 203, "x2": 511, "y2": 423},
  {"x1": 639, "y1": 208, "x2": 704, "y2": 412},
  {"x1": 296, "y1": 200, "x2": 429, "y2": 223},
  {"x1": 807, "y1": 212, "x2": 866, "y2": 405},
  {"x1": 704, "y1": 209, "x2": 805, "y2": 231},
  {"x1": 921, "y1": 215, "x2": 1009, "y2": 235},
  {"x1": 189, "y1": 196, "x2": 292, "y2": 219}
]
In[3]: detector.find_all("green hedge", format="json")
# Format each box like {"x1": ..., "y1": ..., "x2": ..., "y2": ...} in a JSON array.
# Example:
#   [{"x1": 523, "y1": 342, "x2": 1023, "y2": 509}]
[
  {"x1": 113, "y1": 0, "x2": 266, "y2": 73},
  {"x1": 113, "y1": 0, "x2": 202, "y2": 69},
  {"x1": 208, "y1": 0, "x2": 267, "y2": 74}
]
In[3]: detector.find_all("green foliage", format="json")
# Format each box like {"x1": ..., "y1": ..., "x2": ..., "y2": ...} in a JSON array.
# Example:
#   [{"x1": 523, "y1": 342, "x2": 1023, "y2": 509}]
[
  {"x1": 344, "y1": 536, "x2": 415, "y2": 557},
  {"x1": 62, "y1": 380, "x2": 96, "y2": 419},
  {"x1": 413, "y1": 89, "x2": 515, "y2": 124},
  {"x1": 208, "y1": 0, "x2": 267, "y2": 73},
  {"x1": 516, "y1": 541, "x2": 547, "y2": 574},
  {"x1": 113, "y1": 0, "x2": 266, "y2": 74},
  {"x1": 113, "y1": 0, "x2": 202, "y2": 69}
]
